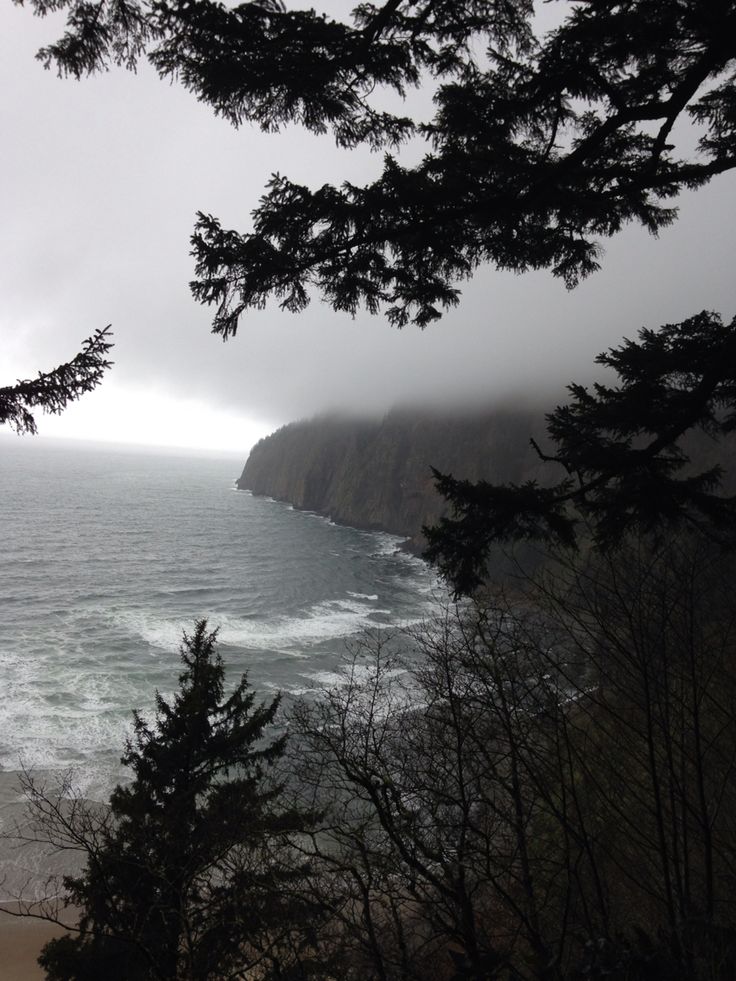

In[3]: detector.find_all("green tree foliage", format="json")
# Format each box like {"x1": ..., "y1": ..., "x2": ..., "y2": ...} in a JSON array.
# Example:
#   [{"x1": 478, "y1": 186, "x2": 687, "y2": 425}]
[
  {"x1": 425, "y1": 311, "x2": 736, "y2": 594},
  {"x1": 0, "y1": 326, "x2": 113, "y2": 435},
  {"x1": 22, "y1": 620, "x2": 318, "y2": 980}
]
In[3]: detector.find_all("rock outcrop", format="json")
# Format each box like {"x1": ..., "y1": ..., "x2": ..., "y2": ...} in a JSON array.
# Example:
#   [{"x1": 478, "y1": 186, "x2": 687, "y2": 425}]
[
  {"x1": 238, "y1": 405, "x2": 736, "y2": 561},
  {"x1": 237, "y1": 406, "x2": 551, "y2": 549}
]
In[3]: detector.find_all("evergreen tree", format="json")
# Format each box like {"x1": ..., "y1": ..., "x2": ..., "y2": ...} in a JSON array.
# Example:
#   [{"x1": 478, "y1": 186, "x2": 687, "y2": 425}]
[
  {"x1": 15, "y1": 1, "x2": 736, "y2": 330},
  {"x1": 425, "y1": 311, "x2": 736, "y2": 594},
  {"x1": 0, "y1": 326, "x2": 113, "y2": 435},
  {"x1": 36, "y1": 620, "x2": 318, "y2": 981}
]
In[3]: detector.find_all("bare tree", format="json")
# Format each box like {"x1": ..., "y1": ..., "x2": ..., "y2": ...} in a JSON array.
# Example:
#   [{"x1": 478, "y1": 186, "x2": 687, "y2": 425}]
[
  {"x1": 529, "y1": 534, "x2": 736, "y2": 978},
  {"x1": 287, "y1": 532, "x2": 736, "y2": 980}
]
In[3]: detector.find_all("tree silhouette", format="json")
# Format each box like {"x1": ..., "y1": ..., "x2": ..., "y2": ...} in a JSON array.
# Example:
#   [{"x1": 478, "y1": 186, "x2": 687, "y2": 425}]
[
  {"x1": 290, "y1": 539, "x2": 736, "y2": 979},
  {"x1": 16, "y1": 1, "x2": 736, "y2": 329},
  {"x1": 0, "y1": 327, "x2": 113, "y2": 435},
  {"x1": 425, "y1": 311, "x2": 736, "y2": 594},
  {"x1": 14, "y1": 621, "x2": 318, "y2": 980}
]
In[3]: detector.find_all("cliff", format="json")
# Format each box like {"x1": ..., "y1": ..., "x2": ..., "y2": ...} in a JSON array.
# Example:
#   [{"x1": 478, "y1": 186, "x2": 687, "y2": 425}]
[{"x1": 237, "y1": 406, "x2": 553, "y2": 550}]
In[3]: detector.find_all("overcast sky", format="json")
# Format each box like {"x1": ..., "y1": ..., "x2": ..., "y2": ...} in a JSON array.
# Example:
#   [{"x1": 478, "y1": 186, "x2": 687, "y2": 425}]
[{"x1": 3, "y1": 5, "x2": 736, "y2": 455}]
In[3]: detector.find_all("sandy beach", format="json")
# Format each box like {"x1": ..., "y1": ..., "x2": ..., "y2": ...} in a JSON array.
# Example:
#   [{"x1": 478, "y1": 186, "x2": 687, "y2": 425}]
[
  {"x1": 0, "y1": 909, "x2": 67, "y2": 981},
  {"x1": 0, "y1": 771, "x2": 83, "y2": 980}
]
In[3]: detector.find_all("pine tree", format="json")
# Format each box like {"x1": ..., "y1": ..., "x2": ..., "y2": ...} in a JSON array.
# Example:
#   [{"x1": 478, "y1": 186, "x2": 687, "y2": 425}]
[
  {"x1": 0, "y1": 326, "x2": 113, "y2": 435},
  {"x1": 16, "y1": 1, "x2": 736, "y2": 331},
  {"x1": 36, "y1": 620, "x2": 318, "y2": 981},
  {"x1": 425, "y1": 311, "x2": 736, "y2": 594}
]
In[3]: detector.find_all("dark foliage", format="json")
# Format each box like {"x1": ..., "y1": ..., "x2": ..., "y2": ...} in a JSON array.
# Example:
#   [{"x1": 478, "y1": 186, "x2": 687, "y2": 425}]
[
  {"x1": 38, "y1": 933, "x2": 147, "y2": 981},
  {"x1": 290, "y1": 533, "x2": 736, "y2": 979},
  {"x1": 14, "y1": 1, "x2": 736, "y2": 331},
  {"x1": 0, "y1": 326, "x2": 113, "y2": 435},
  {"x1": 35, "y1": 620, "x2": 318, "y2": 980},
  {"x1": 425, "y1": 311, "x2": 736, "y2": 594}
]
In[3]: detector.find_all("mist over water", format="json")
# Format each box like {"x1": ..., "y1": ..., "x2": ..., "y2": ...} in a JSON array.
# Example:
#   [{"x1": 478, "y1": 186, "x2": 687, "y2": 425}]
[{"x1": 0, "y1": 439, "x2": 437, "y2": 798}]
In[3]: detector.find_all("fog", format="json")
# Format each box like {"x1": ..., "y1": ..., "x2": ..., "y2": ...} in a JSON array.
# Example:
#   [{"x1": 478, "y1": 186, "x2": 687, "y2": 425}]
[{"x1": 2, "y1": 5, "x2": 735, "y2": 451}]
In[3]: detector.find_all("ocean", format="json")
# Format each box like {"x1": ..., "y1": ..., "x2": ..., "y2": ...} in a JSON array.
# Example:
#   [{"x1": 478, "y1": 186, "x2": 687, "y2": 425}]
[{"x1": 0, "y1": 437, "x2": 437, "y2": 800}]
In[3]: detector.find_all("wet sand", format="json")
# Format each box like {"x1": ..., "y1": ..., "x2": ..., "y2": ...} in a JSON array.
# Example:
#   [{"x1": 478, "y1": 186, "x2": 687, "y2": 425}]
[
  {"x1": 0, "y1": 908, "x2": 68, "y2": 981},
  {"x1": 0, "y1": 771, "x2": 83, "y2": 980}
]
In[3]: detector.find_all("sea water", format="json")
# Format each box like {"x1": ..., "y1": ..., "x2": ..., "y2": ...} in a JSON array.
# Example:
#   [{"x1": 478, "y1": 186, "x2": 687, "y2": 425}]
[{"x1": 0, "y1": 436, "x2": 437, "y2": 799}]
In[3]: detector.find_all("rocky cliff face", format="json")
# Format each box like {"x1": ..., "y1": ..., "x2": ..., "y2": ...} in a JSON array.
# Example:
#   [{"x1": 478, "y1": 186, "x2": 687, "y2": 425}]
[
  {"x1": 238, "y1": 406, "x2": 736, "y2": 556},
  {"x1": 237, "y1": 407, "x2": 551, "y2": 548}
]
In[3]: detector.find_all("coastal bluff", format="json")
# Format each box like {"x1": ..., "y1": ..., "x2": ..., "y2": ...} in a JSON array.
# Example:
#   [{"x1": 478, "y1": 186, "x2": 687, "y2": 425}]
[{"x1": 237, "y1": 407, "x2": 548, "y2": 550}]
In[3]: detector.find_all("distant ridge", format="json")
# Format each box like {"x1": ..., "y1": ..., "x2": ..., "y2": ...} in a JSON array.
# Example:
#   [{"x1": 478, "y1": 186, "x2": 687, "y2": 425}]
[{"x1": 237, "y1": 406, "x2": 550, "y2": 551}]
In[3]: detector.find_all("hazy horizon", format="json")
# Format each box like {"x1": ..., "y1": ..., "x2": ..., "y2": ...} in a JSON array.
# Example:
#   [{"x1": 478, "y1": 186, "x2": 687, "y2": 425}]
[{"x1": 2, "y1": 5, "x2": 735, "y2": 452}]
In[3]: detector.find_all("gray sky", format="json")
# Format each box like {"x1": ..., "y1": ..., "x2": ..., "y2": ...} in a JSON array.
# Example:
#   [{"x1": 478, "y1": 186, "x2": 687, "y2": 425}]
[{"x1": 3, "y1": 5, "x2": 736, "y2": 454}]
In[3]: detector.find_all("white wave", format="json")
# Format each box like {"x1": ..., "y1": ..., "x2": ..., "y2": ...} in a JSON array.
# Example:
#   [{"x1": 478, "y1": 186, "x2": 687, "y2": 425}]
[
  {"x1": 112, "y1": 594, "x2": 403, "y2": 658},
  {"x1": 304, "y1": 663, "x2": 408, "y2": 691},
  {"x1": 0, "y1": 646, "x2": 146, "y2": 789},
  {"x1": 0, "y1": 710, "x2": 129, "y2": 776},
  {"x1": 215, "y1": 601, "x2": 389, "y2": 649},
  {"x1": 112, "y1": 611, "x2": 184, "y2": 653},
  {"x1": 331, "y1": 598, "x2": 391, "y2": 614},
  {"x1": 370, "y1": 531, "x2": 410, "y2": 556},
  {"x1": 304, "y1": 670, "x2": 345, "y2": 687},
  {"x1": 1, "y1": 450, "x2": 443, "y2": 788}
]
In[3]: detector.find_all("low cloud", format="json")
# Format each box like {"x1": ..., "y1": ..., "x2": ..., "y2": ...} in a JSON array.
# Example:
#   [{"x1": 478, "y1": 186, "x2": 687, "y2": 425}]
[{"x1": 3, "y1": 7, "x2": 735, "y2": 447}]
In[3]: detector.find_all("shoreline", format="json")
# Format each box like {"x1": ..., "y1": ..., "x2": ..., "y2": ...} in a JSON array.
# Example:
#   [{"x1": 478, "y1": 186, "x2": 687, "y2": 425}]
[
  {"x1": 0, "y1": 769, "x2": 84, "y2": 980},
  {"x1": 237, "y1": 484, "x2": 428, "y2": 557}
]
